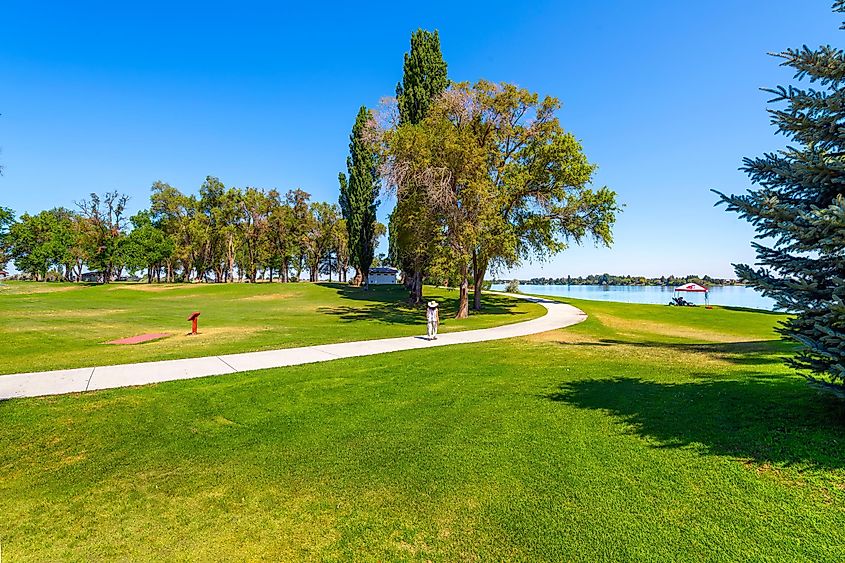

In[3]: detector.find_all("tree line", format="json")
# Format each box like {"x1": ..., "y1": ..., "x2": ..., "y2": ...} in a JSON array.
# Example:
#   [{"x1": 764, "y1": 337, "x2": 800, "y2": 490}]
[{"x1": 0, "y1": 179, "x2": 385, "y2": 284}]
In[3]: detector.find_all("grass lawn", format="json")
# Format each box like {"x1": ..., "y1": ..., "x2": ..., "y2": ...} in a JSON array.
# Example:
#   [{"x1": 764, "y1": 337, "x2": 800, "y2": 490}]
[
  {"x1": 0, "y1": 281, "x2": 542, "y2": 374},
  {"x1": 2, "y1": 295, "x2": 845, "y2": 560}
]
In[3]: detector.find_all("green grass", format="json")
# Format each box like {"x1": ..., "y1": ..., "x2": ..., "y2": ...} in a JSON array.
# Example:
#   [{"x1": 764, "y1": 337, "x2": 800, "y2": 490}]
[
  {"x1": 2, "y1": 295, "x2": 845, "y2": 560},
  {"x1": 0, "y1": 281, "x2": 542, "y2": 374}
]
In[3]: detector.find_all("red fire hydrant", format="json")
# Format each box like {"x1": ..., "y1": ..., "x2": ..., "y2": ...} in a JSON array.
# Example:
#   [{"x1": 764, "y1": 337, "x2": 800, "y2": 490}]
[{"x1": 187, "y1": 312, "x2": 201, "y2": 335}]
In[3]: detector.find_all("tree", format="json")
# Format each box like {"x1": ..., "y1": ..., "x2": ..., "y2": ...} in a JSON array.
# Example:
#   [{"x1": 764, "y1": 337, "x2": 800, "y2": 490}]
[
  {"x1": 197, "y1": 176, "x2": 228, "y2": 282},
  {"x1": 125, "y1": 211, "x2": 174, "y2": 282},
  {"x1": 717, "y1": 1, "x2": 845, "y2": 392},
  {"x1": 391, "y1": 29, "x2": 449, "y2": 303},
  {"x1": 339, "y1": 106, "x2": 380, "y2": 289},
  {"x1": 238, "y1": 187, "x2": 269, "y2": 283},
  {"x1": 386, "y1": 85, "x2": 489, "y2": 317},
  {"x1": 266, "y1": 189, "x2": 295, "y2": 282},
  {"x1": 466, "y1": 81, "x2": 618, "y2": 310},
  {"x1": 305, "y1": 202, "x2": 341, "y2": 282},
  {"x1": 333, "y1": 218, "x2": 350, "y2": 282},
  {"x1": 76, "y1": 192, "x2": 130, "y2": 282},
  {"x1": 7, "y1": 209, "x2": 75, "y2": 280},
  {"x1": 383, "y1": 81, "x2": 618, "y2": 318},
  {"x1": 396, "y1": 29, "x2": 449, "y2": 126},
  {"x1": 150, "y1": 181, "x2": 192, "y2": 282},
  {"x1": 287, "y1": 188, "x2": 312, "y2": 281}
]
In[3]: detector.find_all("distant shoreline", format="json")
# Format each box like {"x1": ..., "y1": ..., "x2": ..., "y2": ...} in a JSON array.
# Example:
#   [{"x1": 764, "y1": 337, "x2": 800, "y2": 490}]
[
  {"x1": 491, "y1": 276, "x2": 745, "y2": 288},
  {"x1": 494, "y1": 282, "x2": 747, "y2": 287}
]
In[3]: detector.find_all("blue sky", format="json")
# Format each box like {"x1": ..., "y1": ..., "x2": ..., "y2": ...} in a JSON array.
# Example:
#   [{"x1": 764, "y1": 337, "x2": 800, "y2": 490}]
[{"x1": 1, "y1": 1, "x2": 841, "y2": 278}]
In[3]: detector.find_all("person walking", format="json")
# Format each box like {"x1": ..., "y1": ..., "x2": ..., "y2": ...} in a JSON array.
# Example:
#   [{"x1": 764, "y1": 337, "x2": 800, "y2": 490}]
[{"x1": 426, "y1": 301, "x2": 440, "y2": 340}]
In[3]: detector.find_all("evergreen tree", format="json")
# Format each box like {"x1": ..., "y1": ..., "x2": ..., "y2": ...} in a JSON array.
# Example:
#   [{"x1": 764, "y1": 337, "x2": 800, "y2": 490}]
[
  {"x1": 339, "y1": 106, "x2": 380, "y2": 288},
  {"x1": 396, "y1": 30, "x2": 449, "y2": 126},
  {"x1": 391, "y1": 29, "x2": 449, "y2": 303},
  {"x1": 718, "y1": 1, "x2": 845, "y2": 392}
]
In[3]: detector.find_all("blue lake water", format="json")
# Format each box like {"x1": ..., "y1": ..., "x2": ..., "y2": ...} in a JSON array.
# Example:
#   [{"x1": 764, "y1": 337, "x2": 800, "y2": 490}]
[{"x1": 491, "y1": 283, "x2": 777, "y2": 311}]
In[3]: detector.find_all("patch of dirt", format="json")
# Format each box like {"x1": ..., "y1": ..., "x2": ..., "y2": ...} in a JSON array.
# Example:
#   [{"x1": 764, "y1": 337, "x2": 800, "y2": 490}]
[
  {"x1": 107, "y1": 333, "x2": 171, "y2": 345},
  {"x1": 175, "y1": 326, "x2": 264, "y2": 340}
]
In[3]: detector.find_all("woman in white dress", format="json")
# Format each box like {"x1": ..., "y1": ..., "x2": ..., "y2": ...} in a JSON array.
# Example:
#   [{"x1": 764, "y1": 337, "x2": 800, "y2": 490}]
[{"x1": 426, "y1": 301, "x2": 440, "y2": 340}]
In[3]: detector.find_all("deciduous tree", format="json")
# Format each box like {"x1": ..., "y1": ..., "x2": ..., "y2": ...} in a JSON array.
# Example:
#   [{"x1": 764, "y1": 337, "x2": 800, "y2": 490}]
[
  {"x1": 383, "y1": 82, "x2": 618, "y2": 318},
  {"x1": 75, "y1": 192, "x2": 130, "y2": 282}
]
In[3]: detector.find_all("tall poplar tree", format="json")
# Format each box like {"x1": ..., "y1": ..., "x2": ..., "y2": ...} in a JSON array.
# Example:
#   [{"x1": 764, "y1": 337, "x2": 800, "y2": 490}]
[
  {"x1": 391, "y1": 29, "x2": 449, "y2": 303},
  {"x1": 396, "y1": 30, "x2": 449, "y2": 126},
  {"x1": 718, "y1": 1, "x2": 845, "y2": 392},
  {"x1": 339, "y1": 106, "x2": 380, "y2": 288}
]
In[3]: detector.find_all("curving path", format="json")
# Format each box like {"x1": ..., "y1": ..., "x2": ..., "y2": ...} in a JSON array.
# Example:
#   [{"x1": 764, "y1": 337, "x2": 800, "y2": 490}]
[{"x1": 0, "y1": 293, "x2": 586, "y2": 400}]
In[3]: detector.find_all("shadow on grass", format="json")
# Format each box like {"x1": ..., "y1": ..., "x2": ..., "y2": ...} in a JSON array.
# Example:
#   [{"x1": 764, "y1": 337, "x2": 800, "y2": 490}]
[
  {"x1": 547, "y1": 375, "x2": 845, "y2": 469},
  {"x1": 318, "y1": 283, "x2": 528, "y2": 326}
]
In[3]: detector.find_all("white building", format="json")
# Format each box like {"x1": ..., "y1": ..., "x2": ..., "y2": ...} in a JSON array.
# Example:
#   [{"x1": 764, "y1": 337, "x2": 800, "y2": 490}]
[{"x1": 368, "y1": 267, "x2": 400, "y2": 285}]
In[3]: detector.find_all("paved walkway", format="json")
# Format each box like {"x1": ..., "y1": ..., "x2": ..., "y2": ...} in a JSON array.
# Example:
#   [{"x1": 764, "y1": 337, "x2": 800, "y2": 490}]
[{"x1": 0, "y1": 293, "x2": 586, "y2": 400}]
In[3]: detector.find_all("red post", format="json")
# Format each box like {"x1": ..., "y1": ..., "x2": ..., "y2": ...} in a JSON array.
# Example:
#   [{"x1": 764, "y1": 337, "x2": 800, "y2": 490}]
[{"x1": 187, "y1": 312, "x2": 201, "y2": 335}]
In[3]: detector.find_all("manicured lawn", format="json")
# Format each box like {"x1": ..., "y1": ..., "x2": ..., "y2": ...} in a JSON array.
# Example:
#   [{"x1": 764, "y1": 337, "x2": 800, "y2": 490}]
[
  {"x1": 0, "y1": 281, "x2": 542, "y2": 374},
  {"x1": 2, "y1": 296, "x2": 844, "y2": 560}
]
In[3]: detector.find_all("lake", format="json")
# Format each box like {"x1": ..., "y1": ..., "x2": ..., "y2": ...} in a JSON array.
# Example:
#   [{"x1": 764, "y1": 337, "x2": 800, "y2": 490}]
[{"x1": 491, "y1": 283, "x2": 777, "y2": 311}]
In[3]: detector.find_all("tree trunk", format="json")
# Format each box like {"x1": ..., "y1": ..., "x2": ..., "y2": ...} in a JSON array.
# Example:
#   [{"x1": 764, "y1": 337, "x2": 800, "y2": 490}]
[
  {"x1": 404, "y1": 269, "x2": 414, "y2": 291},
  {"x1": 227, "y1": 235, "x2": 235, "y2": 282},
  {"x1": 412, "y1": 268, "x2": 423, "y2": 305},
  {"x1": 472, "y1": 251, "x2": 487, "y2": 311},
  {"x1": 456, "y1": 263, "x2": 469, "y2": 319}
]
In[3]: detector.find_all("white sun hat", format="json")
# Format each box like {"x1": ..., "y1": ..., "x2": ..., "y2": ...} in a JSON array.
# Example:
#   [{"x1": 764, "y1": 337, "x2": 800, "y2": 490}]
[{"x1": 427, "y1": 301, "x2": 438, "y2": 308}]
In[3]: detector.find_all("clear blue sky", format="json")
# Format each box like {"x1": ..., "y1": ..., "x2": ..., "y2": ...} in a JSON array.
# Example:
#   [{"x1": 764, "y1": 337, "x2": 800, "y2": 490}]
[{"x1": 1, "y1": 1, "x2": 841, "y2": 278}]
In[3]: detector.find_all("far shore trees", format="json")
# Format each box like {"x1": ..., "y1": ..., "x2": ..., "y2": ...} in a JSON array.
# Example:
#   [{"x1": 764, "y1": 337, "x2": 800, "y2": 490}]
[
  {"x1": 339, "y1": 106, "x2": 380, "y2": 288},
  {"x1": 717, "y1": 2, "x2": 845, "y2": 393},
  {"x1": 383, "y1": 81, "x2": 619, "y2": 318}
]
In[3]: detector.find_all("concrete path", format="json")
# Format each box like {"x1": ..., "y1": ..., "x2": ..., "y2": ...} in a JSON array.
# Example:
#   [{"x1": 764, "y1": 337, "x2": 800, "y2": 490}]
[{"x1": 0, "y1": 293, "x2": 585, "y2": 400}]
